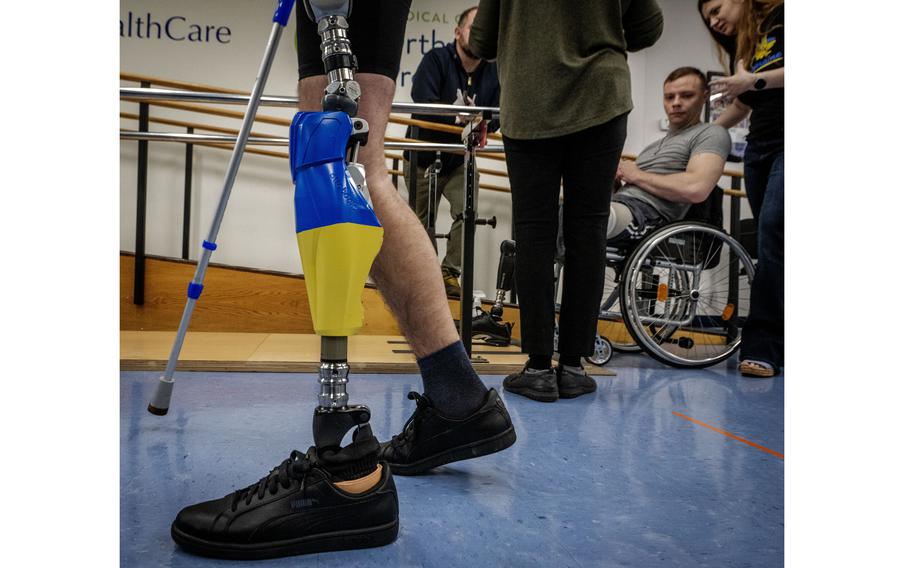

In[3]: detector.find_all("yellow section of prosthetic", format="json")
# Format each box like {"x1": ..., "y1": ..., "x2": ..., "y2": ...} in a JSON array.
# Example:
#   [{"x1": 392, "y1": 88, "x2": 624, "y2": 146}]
[{"x1": 297, "y1": 222, "x2": 384, "y2": 336}]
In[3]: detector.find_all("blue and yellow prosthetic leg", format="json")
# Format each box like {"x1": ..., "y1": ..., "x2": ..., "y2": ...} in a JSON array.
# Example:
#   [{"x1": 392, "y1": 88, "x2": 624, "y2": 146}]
[
  {"x1": 291, "y1": 109, "x2": 382, "y2": 450},
  {"x1": 291, "y1": 0, "x2": 384, "y2": 452}
]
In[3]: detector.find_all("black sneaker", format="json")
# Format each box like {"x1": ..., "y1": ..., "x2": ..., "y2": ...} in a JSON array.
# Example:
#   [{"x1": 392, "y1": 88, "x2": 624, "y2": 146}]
[
  {"x1": 557, "y1": 364, "x2": 597, "y2": 398},
  {"x1": 503, "y1": 364, "x2": 558, "y2": 402},
  {"x1": 378, "y1": 389, "x2": 516, "y2": 476},
  {"x1": 171, "y1": 427, "x2": 398, "y2": 560}
]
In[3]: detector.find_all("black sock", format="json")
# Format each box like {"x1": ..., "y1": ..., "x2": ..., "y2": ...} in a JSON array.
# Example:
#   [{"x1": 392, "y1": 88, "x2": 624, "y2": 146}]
[
  {"x1": 417, "y1": 341, "x2": 488, "y2": 418},
  {"x1": 560, "y1": 355, "x2": 581, "y2": 368},
  {"x1": 528, "y1": 354, "x2": 552, "y2": 371}
]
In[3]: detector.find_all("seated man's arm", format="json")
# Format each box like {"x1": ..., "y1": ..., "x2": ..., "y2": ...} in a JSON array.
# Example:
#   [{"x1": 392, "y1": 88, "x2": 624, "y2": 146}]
[{"x1": 617, "y1": 152, "x2": 726, "y2": 204}]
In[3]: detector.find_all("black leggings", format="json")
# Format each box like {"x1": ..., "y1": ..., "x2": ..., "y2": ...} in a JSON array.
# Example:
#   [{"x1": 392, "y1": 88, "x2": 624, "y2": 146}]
[
  {"x1": 296, "y1": 0, "x2": 412, "y2": 80},
  {"x1": 503, "y1": 114, "x2": 628, "y2": 358}
]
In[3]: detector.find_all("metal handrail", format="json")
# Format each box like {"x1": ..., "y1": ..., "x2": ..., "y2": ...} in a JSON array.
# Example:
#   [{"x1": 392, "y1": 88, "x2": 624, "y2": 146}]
[
  {"x1": 119, "y1": 130, "x2": 506, "y2": 155},
  {"x1": 120, "y1": 87, "x2": 498, "y2": 118}
]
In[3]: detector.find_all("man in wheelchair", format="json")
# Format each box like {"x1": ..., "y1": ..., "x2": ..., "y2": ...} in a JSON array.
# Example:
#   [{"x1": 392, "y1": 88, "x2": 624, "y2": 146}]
[
  {"x1": 589, "y1": 66, "x2": 757, "y2": 369},
  {"x1": 607, "y1": 66, "x2": 731, "y2": 248}
]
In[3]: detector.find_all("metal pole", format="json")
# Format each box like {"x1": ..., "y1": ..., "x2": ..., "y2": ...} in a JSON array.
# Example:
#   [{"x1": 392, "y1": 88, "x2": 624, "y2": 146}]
[
  {"x1": 459, "y1": 132, "x2": 479, "y2": 356},
  {"x1": 407, "y1": 125, "x2": 420, "y2": 212},
  {"x1": 148, "y1": 20, "x2": 288, "y2": 415},
  {"x1": 182, "y1": 127, "x2": 194, "y2": 260},
  {"x1": 730, "y1": 175, "x2": 742, "y2": 240},
  {"x1": 119, "y1": 131, "x2": 506, "y2": 154},
  {"x1": 134, "y1": 80, "x2": 150, "y2": 305},
  {"x1": 426, "y1": 152, "x2": 440, "y2": 240},
  {"x1": 120, "y1": 86, "x2": 498, "y2": 116},
  {"x1": 728, "y1": 175, "x2": 743, "y2": 343},
  {"x1": 391, "y1": 157, "x2": 399, "y2": 188}
]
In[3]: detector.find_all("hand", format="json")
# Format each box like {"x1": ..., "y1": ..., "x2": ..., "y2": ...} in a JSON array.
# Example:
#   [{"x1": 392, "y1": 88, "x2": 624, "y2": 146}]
[
  {"x1": 709, "y1": 60, "x2": 756, "y2": 101},
  {"x1": 454, "y1": 91, "x2": 477, "y2": 125},
  {"x1": 616, "y1": 159, "x2": 641, "y2": 185}
]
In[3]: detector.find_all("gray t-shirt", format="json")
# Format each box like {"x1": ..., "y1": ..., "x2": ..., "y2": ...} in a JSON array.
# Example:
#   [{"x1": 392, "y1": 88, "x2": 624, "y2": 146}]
[{"x1": 617, "y1": 122, "x2": 731, "y2": 222}]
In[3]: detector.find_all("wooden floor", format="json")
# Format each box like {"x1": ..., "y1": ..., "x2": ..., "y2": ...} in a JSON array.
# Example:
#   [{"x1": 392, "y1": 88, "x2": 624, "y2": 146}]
[{"x1": 120, "y1": 331, "x2": 616, "y2": 375}]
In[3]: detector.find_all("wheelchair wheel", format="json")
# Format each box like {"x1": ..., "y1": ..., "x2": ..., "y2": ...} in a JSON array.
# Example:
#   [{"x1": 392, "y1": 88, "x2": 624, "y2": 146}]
[
  {"x1": 585, "y1": 335, "x2": 613, "y2": 366},
  {"x1": 619, "y1": 222, "x2": 754, "y2": 368},
  {"x1": 599, "y1": 264, "x2": 642, "y2": 353}
]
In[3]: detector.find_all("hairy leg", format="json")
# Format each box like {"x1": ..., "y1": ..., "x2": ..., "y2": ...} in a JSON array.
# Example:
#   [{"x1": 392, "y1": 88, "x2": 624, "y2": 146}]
[{"x1": 298, "y1": 74, "x2": 459, "y2": 357}]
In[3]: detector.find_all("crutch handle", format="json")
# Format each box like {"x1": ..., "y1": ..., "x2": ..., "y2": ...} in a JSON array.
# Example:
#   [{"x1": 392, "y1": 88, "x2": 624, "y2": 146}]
[{"x1": 273, "y1": 0, "x2": 295, "y2": 26}]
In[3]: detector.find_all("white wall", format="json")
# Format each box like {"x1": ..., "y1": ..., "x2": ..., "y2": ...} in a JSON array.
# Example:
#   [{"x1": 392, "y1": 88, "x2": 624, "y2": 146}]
[{"x1": 120, "y1": 0, "x2": 736, "y2": 297}]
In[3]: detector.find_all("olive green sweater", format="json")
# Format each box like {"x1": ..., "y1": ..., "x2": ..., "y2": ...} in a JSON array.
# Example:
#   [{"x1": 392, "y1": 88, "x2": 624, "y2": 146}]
[{"x1": 469, "y1": 0, "x2": 663, "y2": 139}]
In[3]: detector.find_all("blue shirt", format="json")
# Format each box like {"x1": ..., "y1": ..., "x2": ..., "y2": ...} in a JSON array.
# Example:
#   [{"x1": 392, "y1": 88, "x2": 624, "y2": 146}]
[{"x1": 407, "y1": 42, "x2": 500, "y2": 174}]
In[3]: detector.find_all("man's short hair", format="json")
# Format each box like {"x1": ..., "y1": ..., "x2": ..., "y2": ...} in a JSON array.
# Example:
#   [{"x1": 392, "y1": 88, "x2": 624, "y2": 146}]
[
  {"x1": 664, "y1": 67, "x2": 708, "y2": 90},
  {"x1": 457, "y1": 6, "x2": 478, "y2": 27}
]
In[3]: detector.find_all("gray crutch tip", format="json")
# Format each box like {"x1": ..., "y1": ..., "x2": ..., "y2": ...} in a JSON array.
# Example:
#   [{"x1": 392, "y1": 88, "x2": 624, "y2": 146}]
[{"x1": 147, "y1": 404, "x2": 169, "y2": 416}]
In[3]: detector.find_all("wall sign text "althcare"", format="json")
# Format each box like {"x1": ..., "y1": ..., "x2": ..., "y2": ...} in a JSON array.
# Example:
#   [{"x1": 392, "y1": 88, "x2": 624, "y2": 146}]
[{"x1": 120, "y1": 12, "x2": 232, "y2": 44}]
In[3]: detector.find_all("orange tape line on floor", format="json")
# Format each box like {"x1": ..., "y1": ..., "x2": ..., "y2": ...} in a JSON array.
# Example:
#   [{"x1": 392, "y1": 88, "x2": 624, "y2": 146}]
[{"x1": 672, "y1": 411, "x2": 784, "y2": 460}]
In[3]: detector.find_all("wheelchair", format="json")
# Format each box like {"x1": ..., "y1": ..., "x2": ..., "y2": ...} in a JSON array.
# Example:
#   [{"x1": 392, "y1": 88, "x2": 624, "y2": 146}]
[{"x1": 556, "y1": 186, "x2": 755, "y2": 369}]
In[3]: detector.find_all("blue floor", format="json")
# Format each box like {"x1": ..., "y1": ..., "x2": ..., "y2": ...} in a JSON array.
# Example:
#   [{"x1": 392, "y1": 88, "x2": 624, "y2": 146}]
[{"x1": 121, "y1": 355, "x2": 783, "y2": 567}]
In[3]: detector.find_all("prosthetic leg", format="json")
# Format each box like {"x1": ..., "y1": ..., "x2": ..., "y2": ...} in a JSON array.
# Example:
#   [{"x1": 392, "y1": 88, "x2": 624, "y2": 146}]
[
  {"x1": 471, "y1": 240, "x2": 516, "y2": 346},
  {"x1": 170, "y1": 2, "x2": 399, "y2": 558},
  {"x1": 292, "y1": 0, "x2": 382, "y2": 457}
]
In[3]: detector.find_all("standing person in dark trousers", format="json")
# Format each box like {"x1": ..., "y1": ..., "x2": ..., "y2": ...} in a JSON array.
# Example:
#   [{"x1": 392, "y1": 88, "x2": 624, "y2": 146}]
[
  {"x1": 699, "y1": 0, "x2": 784, "y2": 378},
  {"x1": 469, "y1": 0, "x2": 663, "y2": 402},
  {"x1": 404, "y1": 5, "x2": 501, "y2": 298}
]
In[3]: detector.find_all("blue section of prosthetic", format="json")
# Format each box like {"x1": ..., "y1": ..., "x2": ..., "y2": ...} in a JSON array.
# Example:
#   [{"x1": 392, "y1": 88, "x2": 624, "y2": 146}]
[
  {"x1": 290, "y1": 111, "x2": 381, "y2": 233},
  {"x1": 272, "y1": 0, "x2": 295, "y2": 26},
  {"x1": 187, "y1": 283, "x2": 204, "y2": 299},
  {"x1": 202, "y1": 240, "x2": 217, "y2": 251}
]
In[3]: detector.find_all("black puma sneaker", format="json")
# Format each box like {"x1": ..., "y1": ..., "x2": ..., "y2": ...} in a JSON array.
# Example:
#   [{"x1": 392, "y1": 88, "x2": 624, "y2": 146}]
[
  {"x1": 171, "y1": 426, "x2": 398, "y2": 560},
  {"x1": 378, "y1": 389, "x2": 516, "y2": 476},
  {"x1": 503, "y1": 364, "x2": 558, "y2": 402}
]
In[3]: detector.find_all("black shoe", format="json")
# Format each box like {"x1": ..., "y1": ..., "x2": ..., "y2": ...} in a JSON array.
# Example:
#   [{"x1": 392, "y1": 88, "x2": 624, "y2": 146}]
[
  {"x1": 378, "y1": 389, "x2": 516, "y2": 476},
  {"x1": 557, "y1": 364, "x2": 597, "y2": 398},
  {"x1": 503, "y1": 364, "x2": 558, "y2": 402},
  {"x1": 171, "y1": 427, "x2": 398, "y2": 560},
  {"x1": 472, "y1": 309, "x2": 513, "y2": 347}
]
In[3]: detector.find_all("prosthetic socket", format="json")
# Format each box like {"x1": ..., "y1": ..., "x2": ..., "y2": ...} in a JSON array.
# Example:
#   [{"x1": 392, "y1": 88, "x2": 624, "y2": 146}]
[{"x1": 294, "y1": 0, "x2": 378, "y2": 453}]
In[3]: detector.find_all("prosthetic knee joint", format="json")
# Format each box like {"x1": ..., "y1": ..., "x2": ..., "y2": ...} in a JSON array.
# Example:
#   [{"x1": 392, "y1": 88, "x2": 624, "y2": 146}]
[{"x1": 294, "y1": 0, "x2": 378, "y2": 453}]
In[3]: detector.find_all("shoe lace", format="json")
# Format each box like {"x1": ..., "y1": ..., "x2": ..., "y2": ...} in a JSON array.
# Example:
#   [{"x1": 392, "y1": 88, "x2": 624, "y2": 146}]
[
  {"x1": 389, "y1": 391, "x2": 432, "y2": 449},
  {"x1": 230, "y1": 449, "x2": 315, "y2": 510}
]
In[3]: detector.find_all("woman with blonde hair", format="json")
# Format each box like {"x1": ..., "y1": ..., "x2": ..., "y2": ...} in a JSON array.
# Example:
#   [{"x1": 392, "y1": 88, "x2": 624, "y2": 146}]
[{"x1": 699, "y1": 0, "x2": 784, "y2": 378}]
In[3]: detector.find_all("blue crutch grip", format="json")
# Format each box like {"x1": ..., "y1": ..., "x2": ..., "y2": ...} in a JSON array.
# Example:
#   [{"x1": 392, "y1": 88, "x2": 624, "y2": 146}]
[{"x1": 273, "y1": 0, "x2": 295, "y2": 26}]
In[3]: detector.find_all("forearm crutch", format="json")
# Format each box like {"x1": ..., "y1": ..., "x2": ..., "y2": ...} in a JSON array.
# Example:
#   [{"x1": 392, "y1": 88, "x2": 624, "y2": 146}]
[{"x1": 147, "y1": 0, "x2": 296, "y2": 415}]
